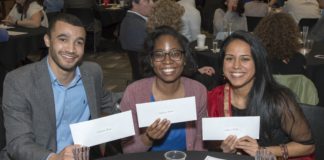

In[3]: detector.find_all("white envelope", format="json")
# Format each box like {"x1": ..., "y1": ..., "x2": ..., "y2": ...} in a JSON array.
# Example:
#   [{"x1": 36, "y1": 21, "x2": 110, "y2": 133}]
[
  {"x1": 70, "y1": 111, "x2": 135, "y2": 147},
  {"x1": 136, "y1": 96, "x2": 197, "y2": 128},
  {"x1": 204, "y1": 155, "x2": 226, "y2": 160},
  {"x1": 202, "y1": 116, "x2": 260, "y2": 140}
]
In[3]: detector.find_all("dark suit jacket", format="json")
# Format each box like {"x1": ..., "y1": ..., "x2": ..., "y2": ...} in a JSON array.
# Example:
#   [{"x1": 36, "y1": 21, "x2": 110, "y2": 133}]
[
  {"x1": 1, "y1": 58, "x2": 119, "y2": 160},
  {"x1": 119, "y1": 11, "x2": 147, "y2": 52}
]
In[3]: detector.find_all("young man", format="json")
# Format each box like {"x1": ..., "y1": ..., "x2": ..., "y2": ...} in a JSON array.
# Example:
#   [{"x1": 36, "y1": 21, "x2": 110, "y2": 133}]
[{"x1": 1, "y1": 13, "x2": 120, "y2": 160}]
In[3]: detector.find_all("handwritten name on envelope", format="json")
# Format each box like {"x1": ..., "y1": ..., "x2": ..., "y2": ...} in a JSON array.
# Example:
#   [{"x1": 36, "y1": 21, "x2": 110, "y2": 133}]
[
  {"x1": 202, "y1": 116, "x2": 260, "y2": 140},
  {"x1": 70, "y1": 111, "x2": 135, "y2": 147},
  {"x1": 136, "y1": 96, "x2": 197, "y2": 128}
]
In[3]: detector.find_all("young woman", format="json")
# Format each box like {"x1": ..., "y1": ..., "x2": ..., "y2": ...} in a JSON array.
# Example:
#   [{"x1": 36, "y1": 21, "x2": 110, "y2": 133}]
[
  {"x1": 120, "y1": 26, "x2": 207, "y2": 153},
  {"x1": 208, "y1": 31, "x2": 315, "y2": 159},
  {"x1": 213, "y1": 0, "x2": 247, "y2": 36},
  {"x1": 2, "y1": 0, "x2": 48, "y2": 28}
]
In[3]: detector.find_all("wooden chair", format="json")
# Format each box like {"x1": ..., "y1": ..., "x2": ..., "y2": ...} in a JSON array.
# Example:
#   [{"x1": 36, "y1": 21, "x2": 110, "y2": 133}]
[{"x1": 300, "y1": 103, "x2": 324, "y2": 159}]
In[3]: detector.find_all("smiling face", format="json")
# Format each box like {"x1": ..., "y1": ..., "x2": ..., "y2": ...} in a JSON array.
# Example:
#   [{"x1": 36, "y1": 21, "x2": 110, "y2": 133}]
[
  {"x1": 44, "y1": 21, "x2": 86, "y2": 74},
  {"x1": 152, "y1": 34, "x2": 185, "y2": 83},
  {"x1": 223, "y1": 39, "x2": 255, "y2": 90}
]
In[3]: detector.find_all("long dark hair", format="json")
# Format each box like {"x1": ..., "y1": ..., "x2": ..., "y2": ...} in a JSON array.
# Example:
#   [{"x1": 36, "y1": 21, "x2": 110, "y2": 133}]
[
  {"x1": 220, "y1": 31, "x2": 299, "y2": 143},
  {"x1": 142, "y1": 26, "x2": 196, "y2": 77},
  {"x1": 16, "y1": 0, "x2": 39, "y2": 19}
]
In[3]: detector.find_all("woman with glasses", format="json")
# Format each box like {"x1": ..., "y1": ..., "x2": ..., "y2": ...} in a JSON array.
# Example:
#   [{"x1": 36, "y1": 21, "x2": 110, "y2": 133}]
[{"x1": 120, "y1": 26, "x2": 207, "y2": 153}]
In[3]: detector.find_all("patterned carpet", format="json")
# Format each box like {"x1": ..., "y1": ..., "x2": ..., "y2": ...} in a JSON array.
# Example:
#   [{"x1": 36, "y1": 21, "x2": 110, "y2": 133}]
[{"x1": 83, "y1": 38, "x2": 132, "y2": 93}]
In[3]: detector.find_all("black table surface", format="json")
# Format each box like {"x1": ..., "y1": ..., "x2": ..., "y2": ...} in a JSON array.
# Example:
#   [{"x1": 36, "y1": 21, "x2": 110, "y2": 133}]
[
  {"x1": 97, "y1": 151, "x2": 253, "y2": 160},
  {"x1": 0, "y1": 26, "x2": 47, "y2": 70},
  {"x1": 97, "y1": 6, "x2": 127, "y2": 27}
]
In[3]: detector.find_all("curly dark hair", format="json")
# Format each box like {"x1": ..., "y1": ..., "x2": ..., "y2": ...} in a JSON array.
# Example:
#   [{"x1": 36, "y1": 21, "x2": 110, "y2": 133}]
[
  {"x1": 146, "y1": 0, "x2": 184, "y2": 32},
  {"x1": 254, "y1": 13, "x2": 301, "y2": 60}
]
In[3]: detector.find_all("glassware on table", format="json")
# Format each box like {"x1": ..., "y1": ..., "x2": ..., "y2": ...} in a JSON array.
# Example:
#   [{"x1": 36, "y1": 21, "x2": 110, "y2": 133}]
[
  {"x1": 164, "y1": 150, "x2": 187, "y2": 160},
  {"x1": 73, "y1": 146, "x2": 90, "y2": 160},
  {"x1": 300, "y1": 39, "x2": 314, "y2": 56},
  {"x1": 255, "y1": 148, "x2": 277, "y2": 160},
  {"x1": 197, "y1": 34, "x2": 206, "y2": 49},
  {"x1": 301, "y1": 26, "x2": 309, "y2": 45},
  {"x1": 212, "y1": 39, "x2": 220, "y2": 53}
]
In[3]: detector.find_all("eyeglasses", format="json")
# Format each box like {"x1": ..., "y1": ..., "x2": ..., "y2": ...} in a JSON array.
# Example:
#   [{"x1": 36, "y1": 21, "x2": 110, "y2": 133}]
[{"x1": 151, "y1": 49, "x2": 184, "y2": 62}]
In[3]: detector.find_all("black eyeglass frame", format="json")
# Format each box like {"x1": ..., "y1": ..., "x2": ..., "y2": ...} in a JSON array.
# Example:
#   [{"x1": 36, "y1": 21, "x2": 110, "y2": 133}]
[{"x1": 151, "y1": 49, "x2": 184, "y2": 62}]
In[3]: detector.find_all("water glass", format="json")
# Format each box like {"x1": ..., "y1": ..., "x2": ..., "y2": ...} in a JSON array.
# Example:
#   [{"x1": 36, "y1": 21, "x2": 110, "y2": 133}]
[
  {"x1": 302, "y1": 26, "x2": 309, "y2": 44},
  {"x1": 197, "y1": 34, "x2": 206, "y2": 48},
  {"x1": 73, "y1": 146, "x2": 90, "y2": 160},
  {"x1": 119, "y1": 0, "x2": 124, "y2": 6},
  {"x1": 164, "y1": 150, "x2": 187, "y2": 160},
  {"x1": 300, "y1": 39, "x2": 314, "y2": 56},
  {"x1": 212, "y1": 39, "x2": 220, "y2": 53},
  {"x1": 255, "y1": 148, "x2": 277, "y2": 160}
]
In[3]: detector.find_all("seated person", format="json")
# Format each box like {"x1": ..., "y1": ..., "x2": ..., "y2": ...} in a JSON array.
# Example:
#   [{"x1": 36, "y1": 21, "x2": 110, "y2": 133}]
[
  {"x1": 244, "y1": 0, "x2": 269, "y2": 17},
  {"x1": 120, "y1": 26, "x2": 207, "y2": 153},
  {"x1": 147, "y1": 0, "x2": 220, "y2": 90},
  {"x1": 283, "y1": 0, "x2": 321, "y2": 23},
  {"x1": 213, "y1": 0, "x2": 247, "y2": 36},
  {"x1": 254, "y1": 13, "x2": 306, "y2": 75},
  {"x1": 2, "y1": 0, "x2": 48, "y2": 28},
  {"x1": 0, "y1": 29, "x2": 9, "y2": 42},
  {"x1": 207, "y1": 31, "x2": 315, "y2": 159}
]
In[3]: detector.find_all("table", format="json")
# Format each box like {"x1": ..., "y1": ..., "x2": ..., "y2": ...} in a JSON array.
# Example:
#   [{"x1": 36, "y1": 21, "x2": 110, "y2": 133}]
[
  {"x1": 97, "y1": 151, "x2": 254, "y2": 160},
  {"x1": 97, "y1": 6, "x2": 126, "y2": 28},
  {"x1": 0, "y1": 26, "x2": 46, "y2": 97},
  {"x1": 191, "y1": 38, "x2": 324, "y2": 106},
  {"x1": 0, "y1": 26, "x2": 46, "y2": 70}
]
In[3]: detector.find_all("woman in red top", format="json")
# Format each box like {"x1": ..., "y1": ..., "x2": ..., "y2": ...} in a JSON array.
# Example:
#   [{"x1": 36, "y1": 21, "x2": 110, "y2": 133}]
[{"x1": 207, "y1": 31, "x2": 315, "y2": 159}]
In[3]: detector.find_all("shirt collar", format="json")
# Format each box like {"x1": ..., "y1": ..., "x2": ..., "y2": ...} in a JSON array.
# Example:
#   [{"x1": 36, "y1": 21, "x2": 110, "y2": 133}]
[
  {"x1": 128, "y1": 10, "x2": 148, "y2": 21},
  {"x1": 47, "y1": 56, "x2": 82, "y2": 87}
]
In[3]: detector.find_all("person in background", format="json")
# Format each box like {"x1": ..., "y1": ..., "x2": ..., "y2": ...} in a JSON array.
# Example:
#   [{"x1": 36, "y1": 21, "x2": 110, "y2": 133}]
[
  {"x1": 254, "y1": 13, "x2": 306, "y2": 75},
  {"x1": 120, "y1": 26, "x2": 207, "y2": 153},
  {"x1": 207, "y1": 31, "x2": 315, "y2": 159},
  {"x1": 213, "y1": 0, "x2": 247, "y2": 36},
  {"x1": 2, "y1": 0, "x2": 48, "y2": 28},
  {"x1": 1, "y1": 13, "x2": 120, "y2": 160},
  {"x1": 0, "y1": 29, "x2": 9, "y2": 42},
  {"x1": 43, "y1": 0, "x2": 63, "y2": 21},
  {"x1": 177, "y1": 0, "x2": 201, "y2": 42},
  {"x1": 119, "y1": 0, "x2": 154, "y2": 52},
  {"x1": 283, "y1": 0, "x2": 321, "y2": 23},
  {"x1": 244, "y1": 0, "x2": 269, "y2": 17}
]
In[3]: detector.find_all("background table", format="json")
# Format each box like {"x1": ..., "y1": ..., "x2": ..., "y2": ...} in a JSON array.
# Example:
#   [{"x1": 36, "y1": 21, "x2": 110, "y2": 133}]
[
  {"x1": 97, "y1": 151, "x2": 253, "y2": 160},
  {"x1": 0, "y1": 26, "x2": 46, "y2": 97}
]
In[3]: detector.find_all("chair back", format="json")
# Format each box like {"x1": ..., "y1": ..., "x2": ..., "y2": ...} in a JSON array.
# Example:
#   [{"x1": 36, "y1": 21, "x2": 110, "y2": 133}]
[
  {"x1": 246, "y1": 16, "x2": 263, "y2": 32},
  {"x1": 298, "y1": 18, "x2": 319, "y2": 31},
  {"x1": 273, "y1": 74, "x2": 319, "y2": 105},
  {"x1": 127, "y1": 51, "x2": 143, "y2": 81},
  {"x1": 300, "y1": 103, "x2": 324, "y2": 159}
]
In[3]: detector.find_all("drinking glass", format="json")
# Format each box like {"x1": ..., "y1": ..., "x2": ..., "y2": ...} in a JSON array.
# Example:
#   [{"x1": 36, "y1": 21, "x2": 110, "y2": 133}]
[
  {"x1": 212, "y1": 39, "x2": 220, "y2": 53},
  {"x1": 73, "y1": 146, "x2": 90, "y2": 160},
  {"x1": 255, "y1": 148, "x2": 277, "y2": 160},
  {"x1": 300, "y1": 39, "x2": 314, "y2": 56},
  {"x1": 164, "y1": 150, "x2": 187, "y2": 160},
  {"x1": 301, "y1": 26, "x2": 309, "y2": 45}
]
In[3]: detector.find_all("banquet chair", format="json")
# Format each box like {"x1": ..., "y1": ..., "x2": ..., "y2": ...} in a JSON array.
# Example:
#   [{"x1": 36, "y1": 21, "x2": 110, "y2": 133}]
[
  {"x1": 273, "y1": 74, "x2": 319, "y2": 105},
  {"x1": 300, "y1": 103, "x2": 324, "y2": 159},
  {"x1": 65, "y1": 8, "x2": 99, "y2": 54},
  {"x1": 298, "y1": 18, "x2": 319, "y2": 31},
  {"x1": 246, "y1": 16, "x2": 263, "y2": 32}
]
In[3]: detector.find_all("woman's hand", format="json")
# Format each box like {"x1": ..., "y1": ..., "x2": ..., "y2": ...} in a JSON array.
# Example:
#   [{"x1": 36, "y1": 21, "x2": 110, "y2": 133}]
[
  {"x1": 2, "y1": 17, "x2": 15, "y2": 26},
  {"x1": 198, "y1": 66, "x2": 215, "y2": 76},
  {"x1": 221, "y1": 135, "x2": 238, "y2": 153},
  {"x1": 142, "y1": 118, "x2": 171, "y2": 145},
  {"x1": 235, "y1": 136, "x2": 259, "y2": 156}
]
